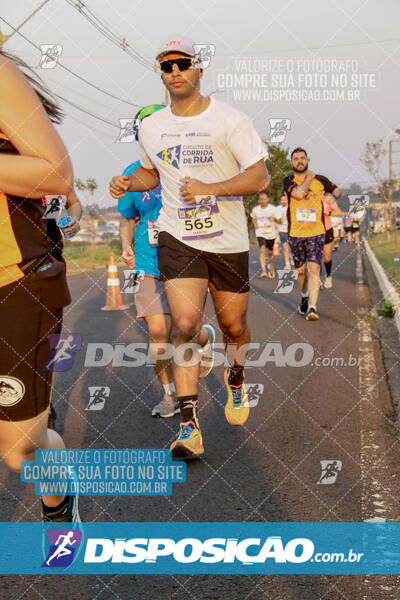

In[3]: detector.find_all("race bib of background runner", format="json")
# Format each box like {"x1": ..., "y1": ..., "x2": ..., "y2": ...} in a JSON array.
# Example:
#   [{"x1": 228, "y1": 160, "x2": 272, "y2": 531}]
[
  {"x1": 147, "y1": 220, "x2": 159, "y2": 247},
  {"x1": 297, "y1": 208, "x2": 316, "y2": 223},
  {"x1": 259, "y1": 217, "x2": 273, "y2": 235},
  {"x1": 177, "y1": 200, "x2": 223, "y2": 242}
]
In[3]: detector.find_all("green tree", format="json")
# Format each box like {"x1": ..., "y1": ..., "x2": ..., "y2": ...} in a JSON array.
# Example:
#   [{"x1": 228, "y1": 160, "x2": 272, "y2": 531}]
[
  {"x1": 86, "y1": 178, "x2": 98, "y2": 196},
  {"x1": 244, "y1": 144, "x2": 292, "y2": 234},
  {"x1": 74, "y1": 177, "x2": 98, "y2": 206},
  {"x1": 360, "y1": 140, "x2": 392, "y2": 228}
]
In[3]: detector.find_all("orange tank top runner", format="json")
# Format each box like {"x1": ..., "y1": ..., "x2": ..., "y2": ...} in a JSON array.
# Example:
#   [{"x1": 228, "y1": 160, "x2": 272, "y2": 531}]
[
  {"x1": 285, "y1": 175, "x2": 326, "y2": 238},
  {"x1": 0, "y1": 133, "x2": 51, "y2": 288}
]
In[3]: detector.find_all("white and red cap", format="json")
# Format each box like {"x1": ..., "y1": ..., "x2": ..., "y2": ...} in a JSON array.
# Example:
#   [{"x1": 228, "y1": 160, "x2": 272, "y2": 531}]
[{"x1": 156, "y1": 34, "x2": 196, "y2": 61}]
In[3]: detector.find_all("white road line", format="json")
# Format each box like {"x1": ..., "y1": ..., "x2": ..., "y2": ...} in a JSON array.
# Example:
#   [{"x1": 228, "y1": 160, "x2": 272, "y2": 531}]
[{"x1": 357, "y1": 249, "x2": 388, "y2": 523}]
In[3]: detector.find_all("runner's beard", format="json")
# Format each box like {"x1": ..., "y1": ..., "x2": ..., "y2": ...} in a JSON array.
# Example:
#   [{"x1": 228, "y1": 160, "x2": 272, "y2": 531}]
[{"x1": 293, "y1": 163, "x2": 308, "y2": 174}]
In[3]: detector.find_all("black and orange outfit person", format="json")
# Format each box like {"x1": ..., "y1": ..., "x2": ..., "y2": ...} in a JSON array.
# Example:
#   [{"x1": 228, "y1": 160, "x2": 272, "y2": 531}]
[
  {"x1": 283, "y1": 147, "x2": 338, "y2": 321},
  {"x1": 0, "y1": 50, "x2": 79, "y2": 522}
]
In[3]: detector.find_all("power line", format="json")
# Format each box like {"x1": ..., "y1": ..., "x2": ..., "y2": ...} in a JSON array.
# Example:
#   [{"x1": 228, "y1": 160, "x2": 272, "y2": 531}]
[
  {"x1": 64, "y1": 0, "x2": 154, "y2": 70},
  {"x1": 55, "y1": 93, "x2": 119, "y2": 128},
  {"x1": 0, "y1": 15, "x2": 141, "y2": 107}
]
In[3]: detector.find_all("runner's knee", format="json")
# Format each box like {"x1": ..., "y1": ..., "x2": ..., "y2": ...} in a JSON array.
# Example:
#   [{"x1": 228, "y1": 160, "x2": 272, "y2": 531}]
[
  {"x1": 1, "y1": 447, "x2": 35, "y2": 473},
  {"x1": 148, "y1": 322, "x2": 169, "y2": 342},
  {"x1": 172, "y1": 317, "x2": 201, "y2": 341},
  {"x1": 219, "y1": 318, "x2": 247, "y2": 340}
]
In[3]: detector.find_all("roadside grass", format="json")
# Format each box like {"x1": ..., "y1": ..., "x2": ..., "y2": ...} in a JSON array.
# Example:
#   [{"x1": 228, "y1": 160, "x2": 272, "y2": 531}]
[
  {"x1": 63, "y1": 240, "x2": 123, "y2": 272},
  {"x1": 366, "y1": 231, "x2": 400, "y2": 295}
]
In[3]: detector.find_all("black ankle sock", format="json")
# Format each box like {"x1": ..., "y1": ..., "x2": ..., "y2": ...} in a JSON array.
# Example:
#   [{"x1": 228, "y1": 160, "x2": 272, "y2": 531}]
[
  {"x1": 42, "y1": 495, "x2": 69, "y2": 514},
  {"x1": 228, "y1": 365, "x2": 244, "y2": 386},
  {"x1": 324, "y1": 260, "x2": 332, "y2": 276},
  {"x1": 177, "y1": 395, "x2": 199, "y2": 428}
]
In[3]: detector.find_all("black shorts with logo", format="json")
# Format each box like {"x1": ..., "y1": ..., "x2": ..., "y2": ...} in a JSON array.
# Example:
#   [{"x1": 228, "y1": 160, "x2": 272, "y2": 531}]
[
  {"x1": 157, "y1": 231, "x2": 249, "y2": 293},
  {"x1": 0, "y1": 258, "x2": 71, "y2": 421}
]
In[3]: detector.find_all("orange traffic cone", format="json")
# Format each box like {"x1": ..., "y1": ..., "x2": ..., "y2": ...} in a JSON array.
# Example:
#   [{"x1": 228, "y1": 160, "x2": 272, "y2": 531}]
[
  {"x1": 101, "y1": 253, "x2": 129, "y2": 311},
  {"x1": 273, "y1": 241, "x2": 280, "y2": 256}
]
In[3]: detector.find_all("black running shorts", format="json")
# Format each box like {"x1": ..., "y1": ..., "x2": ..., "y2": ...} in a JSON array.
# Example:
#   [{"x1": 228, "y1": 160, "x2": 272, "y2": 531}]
[
  {"x1": 324, "y1": 228, "x2": 334, "y2": 245},
  {"x1": 157, "y1": 231, "x2": 249, "y2": 293},
  {"x1": 0, "y1": 260, "x2": 71, "y2": 421},
  {"x1": 257, "y1": 236, "x2": 275, "y2": 250}
]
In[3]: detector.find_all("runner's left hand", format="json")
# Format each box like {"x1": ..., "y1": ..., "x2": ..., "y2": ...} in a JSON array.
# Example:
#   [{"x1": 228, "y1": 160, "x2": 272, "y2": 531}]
[
  {"x1": 180, "y1": 177, "x2": 212, "y2": 205},
  {"x1": 63, "y1": 217, "x2": 80, "y2": 238}
]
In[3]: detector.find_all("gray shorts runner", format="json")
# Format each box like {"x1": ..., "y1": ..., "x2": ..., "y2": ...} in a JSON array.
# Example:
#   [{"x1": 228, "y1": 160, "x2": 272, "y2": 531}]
[{"x1": 134, "y1": 274, "x2": 170, "y2": 320}]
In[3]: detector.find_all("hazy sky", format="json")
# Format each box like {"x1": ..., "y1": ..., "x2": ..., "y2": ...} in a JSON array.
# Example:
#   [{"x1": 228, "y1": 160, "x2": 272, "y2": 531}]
[{"x1": 2, "y1": 0, "x2": 400, "y2": 206}]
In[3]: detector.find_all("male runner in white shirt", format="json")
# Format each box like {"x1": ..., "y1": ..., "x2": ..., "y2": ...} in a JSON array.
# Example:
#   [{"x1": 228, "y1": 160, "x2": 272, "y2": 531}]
[{"x1": 110, "y1": 34, "x2": 269, "y2": 459}]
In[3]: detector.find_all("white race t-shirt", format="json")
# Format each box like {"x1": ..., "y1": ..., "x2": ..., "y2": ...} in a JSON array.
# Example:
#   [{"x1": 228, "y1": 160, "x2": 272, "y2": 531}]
[
  {"x1": 251, "y1": 204, "x2": 279, "y2": 239},
  {"x1": 275, "y1": 205, "x2": 288, "y2": 233},
  {"x1": 139, "y1": 97, "x2": 268, "y2": 253}
]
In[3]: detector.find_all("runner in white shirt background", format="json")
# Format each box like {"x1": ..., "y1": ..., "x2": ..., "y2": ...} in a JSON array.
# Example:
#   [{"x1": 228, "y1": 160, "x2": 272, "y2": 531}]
[
  {"x1": 276, "y1": 192, "x2": 291, "y2": 270},
  {"x1": 110, "y1": 34, "x2": 270, "y2": 460},
  {"x1": 250, "y1": 192, "x2": 280, "y2": 278}
]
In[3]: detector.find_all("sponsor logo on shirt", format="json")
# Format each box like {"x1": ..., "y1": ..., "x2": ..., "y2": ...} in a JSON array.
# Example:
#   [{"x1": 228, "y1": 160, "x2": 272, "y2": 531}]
[
  {"x1": 185, "y1": 132, "x2": 211, "y2": 137},
  {"x1": 181, "y1": 146, "x2": 214, "y2": 165},
  {"x1": 161, "y1": 133, "x2": 181, "y2": 139},
  {"x1": 140, "y1": 185, "x2": 162, "y2": 202},
  {"x1": 156, "y1": 145, "x2": 181, "y2": 169}
]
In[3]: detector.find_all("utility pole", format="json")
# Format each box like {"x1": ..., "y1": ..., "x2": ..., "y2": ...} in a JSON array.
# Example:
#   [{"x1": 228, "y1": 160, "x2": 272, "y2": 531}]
[
  {"x1": 388, "y1": 138, "x2": 400, "y2": 229},
  {"x1": 0, "y1": 0, "x2": 51, "y2": 50}
]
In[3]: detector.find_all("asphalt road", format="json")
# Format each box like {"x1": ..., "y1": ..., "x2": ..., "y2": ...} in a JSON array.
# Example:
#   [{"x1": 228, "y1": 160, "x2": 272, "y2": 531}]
[{"x1": 1, "y1": 241, "x2": 400, "y2": 599}]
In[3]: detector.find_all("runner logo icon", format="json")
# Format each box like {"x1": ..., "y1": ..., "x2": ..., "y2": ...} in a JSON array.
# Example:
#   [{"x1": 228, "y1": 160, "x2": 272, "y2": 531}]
[
  {"x1": 43, "y1": 334, "x2": 82, "y2": 372},
  {"x1": 115, "y1": 119, "x2": 136, "y2": 144},
  {"x1": 193, "y1": 44, "x2": 216, "y2": 69},
  {"x1": 42, "y1": 529, "x2": 82, "y2": 568},
  {"x1": 274, "y1": 270, "x2": 298, "y2": 294},
  {"x1": 244, "y1": 383, "x2": 264, "y2": 408},
  {"x1": 268, "y1": 118, "x2": 291, "y2": 144},
  {"x1": 86, "y1": 386, "x2": 110, "y2": 411},
  {"x1": 348, "y1": 195, "x2": 369, "y2": 219},
  {"x1": 42, "y1": 195, "x2": 66, "y2": 219},
  {"x1": 317, "y1": 460, "x2": 342, "y2": 485},
  {"x1": 38, "y1": 44, "x2": 62, "y2": 69},
  {"x1": 157, "y1": 145, "x2": 181, "y2": 169}
]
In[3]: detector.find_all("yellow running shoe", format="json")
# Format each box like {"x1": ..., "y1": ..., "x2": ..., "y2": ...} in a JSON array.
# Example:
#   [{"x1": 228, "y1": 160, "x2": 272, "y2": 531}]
[
  {"x1": 224, "y1": 368, "x2": 249, "y2": 426},
  {"x1": 170, "y1": 421, "x2": 204, "y2": 460}
]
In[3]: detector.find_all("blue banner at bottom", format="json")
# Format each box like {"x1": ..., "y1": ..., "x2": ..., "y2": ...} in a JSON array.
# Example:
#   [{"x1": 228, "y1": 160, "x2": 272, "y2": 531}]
[{"x1": 0, "y1": 522, "x2": 400, "y2": 574}]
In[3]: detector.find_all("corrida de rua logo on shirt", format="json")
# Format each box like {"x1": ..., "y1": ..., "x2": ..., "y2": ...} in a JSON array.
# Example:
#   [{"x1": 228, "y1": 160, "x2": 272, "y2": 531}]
[{"x1": 156, "y1": 144, "x2": 214, "y2": 168}]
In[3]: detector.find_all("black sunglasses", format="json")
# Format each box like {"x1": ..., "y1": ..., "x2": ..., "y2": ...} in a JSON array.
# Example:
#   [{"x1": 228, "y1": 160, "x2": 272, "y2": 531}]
[{"x1": 159, "y1": 58, "x2": 194, "y2": 73}]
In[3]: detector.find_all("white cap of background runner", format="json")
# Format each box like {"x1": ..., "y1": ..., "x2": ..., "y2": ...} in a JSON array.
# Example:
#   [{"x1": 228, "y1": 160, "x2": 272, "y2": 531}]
[{"x1": 156, "y1": 34, "x2": 196, "y2": 61}]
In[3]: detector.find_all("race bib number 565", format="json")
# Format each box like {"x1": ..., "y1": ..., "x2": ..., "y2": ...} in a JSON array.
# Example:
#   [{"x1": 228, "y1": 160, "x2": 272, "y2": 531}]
[{"x1": 178, "y1": 200, "x2": 223, "y2": 241}]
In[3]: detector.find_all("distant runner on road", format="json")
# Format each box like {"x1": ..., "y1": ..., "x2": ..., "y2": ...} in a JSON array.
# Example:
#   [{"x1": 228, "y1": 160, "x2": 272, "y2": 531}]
[
  {"x1": 251, "y1": 192, "x2": 280, "y2": 278},
  {"x1": 283, "y1": 147, "x2": 340, "y2": 321}
]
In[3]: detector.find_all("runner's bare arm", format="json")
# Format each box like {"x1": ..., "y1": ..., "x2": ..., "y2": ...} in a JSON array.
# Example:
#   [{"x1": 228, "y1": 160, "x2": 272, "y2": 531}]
[
  {"x1": 64, "y1": 188, "x2": 82, "y2": 237},
  {"x1": 0, "y1": 56, "x2": 73, "y2": 198},
  {"x1": 324, "y1": 192, "x2": 343, "y2": 218},
  {"x1": 252, "y1": 217, "x2": 258, "y2": 230},
  {"x1": 179, "y1": 159, "x2": 269, "y2": 204},
  {"x1": 109, "y1": 167, "x2": 159, "y2": 199},
  {"x1": 119, "y1": 217, "x2": 136, "y2": 268},
  {"x1": 289, "y1": 170, "x2": 315, "y2": 199}
]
